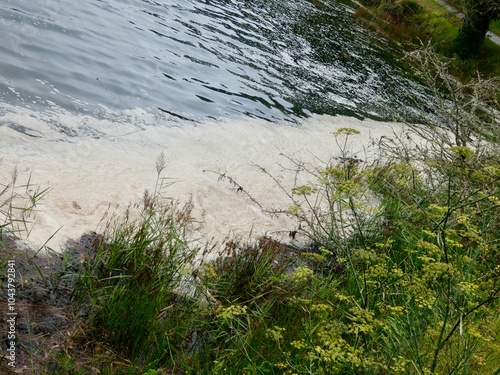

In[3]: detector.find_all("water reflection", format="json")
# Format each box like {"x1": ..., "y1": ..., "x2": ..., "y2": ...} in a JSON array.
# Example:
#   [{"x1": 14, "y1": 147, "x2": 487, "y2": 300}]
[{"x1": 0, "y1": 0, "x2": 423, "y2": 124}]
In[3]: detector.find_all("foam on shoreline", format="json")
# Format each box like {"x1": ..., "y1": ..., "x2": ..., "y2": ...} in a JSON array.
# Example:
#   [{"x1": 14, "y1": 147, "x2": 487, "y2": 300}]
[{"x1": 0, "y1": 103, "x2": 405, "y2": 250}]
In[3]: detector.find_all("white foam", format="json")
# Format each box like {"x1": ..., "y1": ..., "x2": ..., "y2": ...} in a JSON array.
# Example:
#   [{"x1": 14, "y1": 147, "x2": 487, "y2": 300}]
[{"x1": 0, "y1": 103, "x2": 404, "y2": 251}]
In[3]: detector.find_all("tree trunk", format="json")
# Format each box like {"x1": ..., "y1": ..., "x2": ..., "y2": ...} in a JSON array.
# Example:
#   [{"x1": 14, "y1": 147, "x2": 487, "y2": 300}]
[{"x1": 454, "y1": 10, "x2": 491, "y2": 59}]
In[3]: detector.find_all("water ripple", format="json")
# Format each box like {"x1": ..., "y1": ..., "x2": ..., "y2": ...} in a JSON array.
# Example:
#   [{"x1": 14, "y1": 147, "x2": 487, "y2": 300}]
[{"x1": 0, "y1": 0, "x2": 424, "y2": 124}]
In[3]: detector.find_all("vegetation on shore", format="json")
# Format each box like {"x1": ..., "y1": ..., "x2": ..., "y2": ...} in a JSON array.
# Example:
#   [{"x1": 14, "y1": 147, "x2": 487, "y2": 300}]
[
  {"x1": 2, "y1": 44, "x2": 500, "y2": 374},
  {"x1": 2, "y1": 2, "x2": 500, "y2": 373}
]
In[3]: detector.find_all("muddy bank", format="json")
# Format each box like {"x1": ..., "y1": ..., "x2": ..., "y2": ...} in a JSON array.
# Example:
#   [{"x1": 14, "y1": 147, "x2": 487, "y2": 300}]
[{"x1": 0, "y1": 233, "x2": 101, "y2": 374}]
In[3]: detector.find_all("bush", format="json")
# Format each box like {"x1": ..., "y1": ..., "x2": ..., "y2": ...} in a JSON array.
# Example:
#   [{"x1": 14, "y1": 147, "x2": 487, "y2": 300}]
[
  {"x1": 262, "y1": 127, "x2": 500, "y2": 373},
  {"x1": 76, "y1": 196, "x2": 199, "y2": 368},
  {"x1": 75, "y1": 156, "x2": 200, "y2": 370},
  {"x1": 374, "y1": 0, "x2": 424, "y2": 24},
  {"x1": 0, "y1": 165, "x2": 48, "y2": 242}
]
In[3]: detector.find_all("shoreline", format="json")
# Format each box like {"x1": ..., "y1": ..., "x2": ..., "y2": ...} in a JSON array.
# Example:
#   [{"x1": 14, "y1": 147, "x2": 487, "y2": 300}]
[{"x1": 1, "y1": 106, "x2": 406, "y2": 251}]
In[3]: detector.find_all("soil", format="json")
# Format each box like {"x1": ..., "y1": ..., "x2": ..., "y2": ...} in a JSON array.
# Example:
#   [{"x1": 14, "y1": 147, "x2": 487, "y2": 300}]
[{"x1": 0, "y1": 232, "x2": 101, "y2": 374}]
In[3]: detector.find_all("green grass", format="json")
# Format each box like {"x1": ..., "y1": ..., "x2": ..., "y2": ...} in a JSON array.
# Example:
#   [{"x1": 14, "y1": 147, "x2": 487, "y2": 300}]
[
  {"x1": 74, "y1": 192, "x2": 200, "y2": 371},
  {"x1": 441, "y1": 1, "x2": 500, "y2": 36},
  {"x1": 492, "y1": 20, "x2": 500, "y2": 36},
  {"x1": 411, "y1": 0, "x2": 500, "y2": 77},
  {"x1": 0, "y1": 165, "x2": 49, "y2": 243},
  {"x1": 353, "y1": 0, "x2": 500, "y2": 78}
]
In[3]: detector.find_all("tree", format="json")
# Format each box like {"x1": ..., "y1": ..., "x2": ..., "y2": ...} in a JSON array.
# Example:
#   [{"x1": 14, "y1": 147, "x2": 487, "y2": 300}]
[
  {"x1": 454, "y1": 0, "x2": 500, "y2": 59},
  {"x1": 405, "y1": 42, "x2": 500, "y2": 147}
]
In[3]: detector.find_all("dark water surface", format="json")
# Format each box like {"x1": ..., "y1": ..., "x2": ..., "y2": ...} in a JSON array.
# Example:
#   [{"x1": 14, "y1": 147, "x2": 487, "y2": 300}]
[{"x1": 0, "y1": 0, "x2": 421, "y2": 123}]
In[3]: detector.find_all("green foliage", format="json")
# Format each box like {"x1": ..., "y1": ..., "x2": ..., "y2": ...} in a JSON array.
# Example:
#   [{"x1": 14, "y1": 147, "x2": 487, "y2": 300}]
[
  {"x1": 75, "y1": 185, "x2": 199, "y2": 369},
  {"x1": 0, "y1": 165, "x2": 49, "y2": 242},
  {"x1": 65, "y1": 131, "x2": 500, "y2": 373},
  {"x1": 67, "y1": 55, "x2": 500, "y2": 373},
  {"x1": 149, "y1": 121, "x2": 497, "y2": 373},
  {"x1": 354, "y1": 0, "x2": 500, "y2": 78},
  {"x1": 375, "y1": 154, "x2": 500, "y2": 374},
  {"x1": 265, "y1": 126, "x2": 500, "y2": 374}
]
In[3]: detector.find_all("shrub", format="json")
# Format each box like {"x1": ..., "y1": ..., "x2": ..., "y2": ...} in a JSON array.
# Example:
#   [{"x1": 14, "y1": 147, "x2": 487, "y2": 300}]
[{"x1": 75, "y1": 156, "x2": 199, "y2": 370}]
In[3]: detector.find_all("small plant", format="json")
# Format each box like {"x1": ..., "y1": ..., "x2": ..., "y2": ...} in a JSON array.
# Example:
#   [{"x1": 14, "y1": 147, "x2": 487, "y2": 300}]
[
  {"x1": 0, "y1": 164, "x2": 49, "y2": 242},
  {"x1": 75, "y1": 154, "x2": 200, "y2": 370}
]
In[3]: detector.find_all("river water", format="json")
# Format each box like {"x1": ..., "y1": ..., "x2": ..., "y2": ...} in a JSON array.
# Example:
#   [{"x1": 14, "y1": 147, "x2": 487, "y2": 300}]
[
  {"x1": 0, "y1": 0, "x2": 422, "y2": 249},
  {"x1": 0, "y1": 0, "x2": 421, "y2": 124}
]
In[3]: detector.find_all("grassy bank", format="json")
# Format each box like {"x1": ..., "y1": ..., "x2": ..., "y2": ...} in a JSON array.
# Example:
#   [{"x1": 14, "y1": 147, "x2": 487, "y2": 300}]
[{"x1": 353, "y1": 0, "x2": 500, "y2": 78}]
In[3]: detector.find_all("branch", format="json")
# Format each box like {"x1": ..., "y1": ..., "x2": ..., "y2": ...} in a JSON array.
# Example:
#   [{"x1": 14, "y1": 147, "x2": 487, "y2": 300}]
[{"x1": 203, "y1": 169, "x2": 264, "y2": 210}]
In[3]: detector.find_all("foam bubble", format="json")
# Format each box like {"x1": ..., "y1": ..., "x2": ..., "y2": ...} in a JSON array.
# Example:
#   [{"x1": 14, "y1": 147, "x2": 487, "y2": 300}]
[{"x1": 0, "y1": 103, "x2": 404, "y2": 250}]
